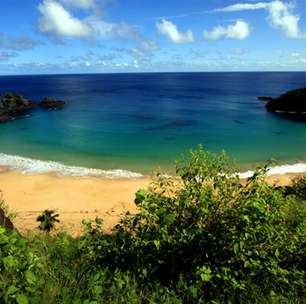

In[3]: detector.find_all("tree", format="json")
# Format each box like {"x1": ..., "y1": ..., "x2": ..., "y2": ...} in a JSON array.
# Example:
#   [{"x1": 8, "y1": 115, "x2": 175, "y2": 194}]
[{"x1": 36, "y1": 210, "x2": 60, "y2": 233}]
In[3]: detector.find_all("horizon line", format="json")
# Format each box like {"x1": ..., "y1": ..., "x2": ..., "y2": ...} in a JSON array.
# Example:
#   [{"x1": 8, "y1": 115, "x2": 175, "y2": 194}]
[{"x1": 0, "y1": 70, "x2": 306, "y2": 77}]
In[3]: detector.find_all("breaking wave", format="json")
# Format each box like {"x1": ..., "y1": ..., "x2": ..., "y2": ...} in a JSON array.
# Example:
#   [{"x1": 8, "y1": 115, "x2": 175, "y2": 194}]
[
  {"x1": 0, "y1": 152, "x2": 305, "y2": 179},
  {"x1": 0, "y1": 153, "x2": 143, "y2": 178}
]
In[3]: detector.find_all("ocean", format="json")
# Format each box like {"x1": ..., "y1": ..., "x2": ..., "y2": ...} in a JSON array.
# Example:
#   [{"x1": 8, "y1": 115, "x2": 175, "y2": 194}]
[{"x1": 0, "y1": 72, "x2": 306, "y2": 177}]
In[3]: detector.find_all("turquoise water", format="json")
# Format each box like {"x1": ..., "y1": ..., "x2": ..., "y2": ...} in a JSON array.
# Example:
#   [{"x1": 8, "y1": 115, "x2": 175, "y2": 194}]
[{"x1": 0, "y1": 72, "x2": 306, "y2": 174}]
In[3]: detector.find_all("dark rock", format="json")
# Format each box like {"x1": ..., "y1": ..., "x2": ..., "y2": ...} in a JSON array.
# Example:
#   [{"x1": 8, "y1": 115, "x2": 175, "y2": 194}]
[
  {"x1": 0, "y1": 106, "x2": 11, "y2": 123},
  {"x1": 0, "y1": 93, "x2": 38, "y2": 122},
  {"x1": 264, "y1": 87, "x2": 306, "y2": 121},
  {"x1": 0, "y1": 208, "x2": 14, "y2": 231},
  {"x1": 8, "y1": 102, "x2": 37, "y2": 116},
  {"x1": 2, "y1": 93, "x2": 37, "y2": 113},
  {"x1": 0, "y1": 113, "x2": 11, "y2": 123},
  {"x1": 0, "y1": 93, "x2": 65, "y2": 124},
  {"x1": 39, "y1": 98, "x2": 65, "y2": 110},
  {"x1": 257, "y1": 96, "x2": 274, "y2": 101}
]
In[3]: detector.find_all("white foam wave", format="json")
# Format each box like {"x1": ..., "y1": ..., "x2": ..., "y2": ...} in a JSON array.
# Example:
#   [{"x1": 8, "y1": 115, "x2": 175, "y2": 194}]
[
  {"x1": 0, "y1": 152, "x2": 305, "y2": 179},
  {"x1": 238, "y1": 163, "x2": 306, "y2": 179},
  {"x1": 0, "y1": 153, "x2": 143, "y2": 178}
]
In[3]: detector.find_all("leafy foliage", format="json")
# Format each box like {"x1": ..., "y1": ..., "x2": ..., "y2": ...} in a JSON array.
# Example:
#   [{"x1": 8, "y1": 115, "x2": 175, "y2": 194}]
[
  {"x1": 286, "y1": 175, "x2": 306, "y2": 201},
  {"x1": 0, "y1": 228, "x2": 43, "y2": 303},
  {"x1": 0, "y1": 147, "x2": 305, "y2": 303},
  {"x1": 0, "y1": 191, "x2": 16, "y2": 220},
  {"x1": 1, "y1": 93, "x2": 29, "y2": 110},
  {"x1": 36, "y1": 210, "x2": 60, "y2": 233}
]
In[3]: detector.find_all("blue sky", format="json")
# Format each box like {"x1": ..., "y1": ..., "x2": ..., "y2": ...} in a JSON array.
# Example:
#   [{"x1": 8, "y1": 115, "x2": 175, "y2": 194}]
[{"x1": 0, "y1": 0, "x2": 306, "y2": 74}]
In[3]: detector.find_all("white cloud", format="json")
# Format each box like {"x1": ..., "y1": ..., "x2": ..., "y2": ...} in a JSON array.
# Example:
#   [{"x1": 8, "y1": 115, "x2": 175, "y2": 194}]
[
  {"x1": 0, "y1": 33, "x2": 40, "y2": 50},
  {"x1": 291, "y1": 52, "x2": 301, "y2": 57},
  {"x1": 214, "y1": 1, "x2": 306, "y2": 39},
  {"x1": 0, "y1": 51, "x2": 18, "y2": 61},
  {"x1": 37, "y1": 0, "x2": 159, "y2": 65},
  {"x1": 156, "y1": 19, "x2": 194, "y2": 44},
  {"x1": 290, "y1": 52, "x2": 306, "y2": 64},
  {"x1": 203, "y1": 20, "x2": 251, "y2": 40},
  {"x1": 268, "y1": 1, "x2": 302, "y2": 38},
  {"x1": 60, "y1": 0, "x2": 95, "y2": 9},
  {"x1": 38, "y1": 1, "x2": 146, "y2": 42},
  {"x1": 140, "y1": 39, "x2": 159, "y2": 52},
  {"x1": 38, "y1": 0, "x2": 91, "y2": 38},
  {"x1": 85, "y1": 17, "x2": 115, "y2": 38},
  {"x1": 214, "y1": 2, "x2": 270, "y2": 12}
]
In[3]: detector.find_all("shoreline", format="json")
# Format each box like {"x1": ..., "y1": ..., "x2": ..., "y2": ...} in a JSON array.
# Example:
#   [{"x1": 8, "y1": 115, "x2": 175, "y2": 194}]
[
  {"x1": 0, "y1": 153, "x2": 305, "y2": 235},
  {"x1": 1, "y1": 151, "x2": 306, "y2": 179}
]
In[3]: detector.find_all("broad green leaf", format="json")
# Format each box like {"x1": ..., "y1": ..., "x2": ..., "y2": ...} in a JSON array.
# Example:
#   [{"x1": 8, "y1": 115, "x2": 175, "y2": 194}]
[
  {"x1": 25, "y1": 271, "x2": 36, "y2": 285},
  {"x1": 3, "y1": 256, "x2": 15, "y2": 269},
  {"x1": 153, "y1": 240, "x2": 160, "y2": 249},
  {"x1": 6, "y1": 285, "x2": 18, "y2": 296},
  {"x1": 16, "y1": 294, "x2": 29, "y2": 304},
  {"x1": 135, "y1": 189, "x2": 147, "y2": 205},
  {"x1": 233, "y1": 243, "x2": 239, "y2": 255}
]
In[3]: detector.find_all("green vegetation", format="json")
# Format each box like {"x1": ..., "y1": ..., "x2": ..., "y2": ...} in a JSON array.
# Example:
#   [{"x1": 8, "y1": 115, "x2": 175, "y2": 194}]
[
  {"x1": 286, "y1": 175, "x2": 306, "y2": 201},
  {"x1": 0, "y1": 147, "x2": 305, "y2": 303},
  {"x1": 0, "y1": 92, "x2": 65, "y2": 123},
  {"x1": 1, "y1": 93, "x2": 30, "y2": 110},
  {"x1": 36, "y1": 210, "x2": 60, "y2": 233}
]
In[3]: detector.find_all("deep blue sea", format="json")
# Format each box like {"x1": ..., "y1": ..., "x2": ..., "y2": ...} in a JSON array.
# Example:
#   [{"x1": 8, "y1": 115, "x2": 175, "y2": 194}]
[{"x1": 0, "y1": 72, "x2": 306, "y2": 176}]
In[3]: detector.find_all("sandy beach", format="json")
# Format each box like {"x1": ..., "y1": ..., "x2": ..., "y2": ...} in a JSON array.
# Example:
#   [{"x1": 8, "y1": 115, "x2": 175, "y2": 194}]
[
  {"x1": 0, "y1": 169, "x2": 150, "y2": 235},
  {"x1": 0, "y1": 168, "x2": 302, "y2": 236}
]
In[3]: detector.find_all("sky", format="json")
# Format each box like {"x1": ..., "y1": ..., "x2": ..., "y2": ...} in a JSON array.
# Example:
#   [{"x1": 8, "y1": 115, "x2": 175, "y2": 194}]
[{"x1": 0, "y1": 0, "x2": 306, "y2": 74}]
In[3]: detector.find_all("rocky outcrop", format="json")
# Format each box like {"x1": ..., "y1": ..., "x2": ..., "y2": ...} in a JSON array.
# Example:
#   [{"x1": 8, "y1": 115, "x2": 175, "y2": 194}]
[
  {"x1": 0, "y1": 110, "x2": 11, "y2": 123},
  {"x1": 39, "y1": 98, "x2": 65, "y2": 110},
  {"x1": 261, "y1": 88, "x2": 306, "y2": 121},
  {"x1": 2, "y1": 93, "x2": 37, "y2": 113},
  {"x1": 257, "y1": 96, "x2": 274, "y2": 102},
  {"x1": 0, "y1": 208, "x2": 14, "y2": 231},
  {"x1": 0, "y1": 93, "x2": 66, "y2": 124}
]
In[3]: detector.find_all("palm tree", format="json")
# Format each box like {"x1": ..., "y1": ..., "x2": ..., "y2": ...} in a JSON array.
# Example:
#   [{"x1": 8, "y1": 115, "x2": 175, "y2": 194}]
[{"x1": 36, "y1": 210, "x2": 60, "y2": 233}]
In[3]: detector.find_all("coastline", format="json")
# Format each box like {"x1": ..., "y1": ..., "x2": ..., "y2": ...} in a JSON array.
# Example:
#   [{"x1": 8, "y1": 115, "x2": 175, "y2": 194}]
[
  {"x1": 1, "y1": 151, "x2": 306, "y2": 179},
  {"x1": 0, "y1": 155, "x2": 305, "y2": 235}
]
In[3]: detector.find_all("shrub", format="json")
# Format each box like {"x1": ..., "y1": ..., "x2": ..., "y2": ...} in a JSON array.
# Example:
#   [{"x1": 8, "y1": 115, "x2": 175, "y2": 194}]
[
  {"x1": 0, "y1": 191, "x2": 16, "y2": 221},
  {"x1": 286, "y1": 175, "x2": 306, "y2": 202},
  {"x1": 0, "y1": 147, "x2": 305, "y2": 303},
  {"x1": 85, "y1": 147, "x2": 306, "y2": 302},
  {"x1": 0, "y1": 228, "x2": 44, "y2": 303}
]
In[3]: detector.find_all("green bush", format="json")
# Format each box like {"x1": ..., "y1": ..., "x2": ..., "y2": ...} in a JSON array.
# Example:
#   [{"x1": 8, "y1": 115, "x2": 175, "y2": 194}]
[
  {"x1": 286, "y1": 175, "x2": 306, "y2": 201},
  {"x1": 0, "y1": 147, "x2": 305, "y2": 303},
  {"x1": 0, "y1": 228, "x2": 44, "y2": 303},
  {"x1": 85, "y1": 147, "x2": 306, "y2": 302}
]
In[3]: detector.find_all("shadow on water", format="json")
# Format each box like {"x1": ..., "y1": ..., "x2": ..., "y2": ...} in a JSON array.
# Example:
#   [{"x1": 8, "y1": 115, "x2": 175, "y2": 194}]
[
  {"x1": 163, "y1": 136, "x2": 175, "y2": 141},
  {"x1": 144, "y1": 119, "x2": 197, "y2": 131},
  {"x1": 233, "y1": 119, "x2": 245, "y2": 125},
  {"x1": 129, "y1": 112, "x2": 157, "y2": 121}
]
